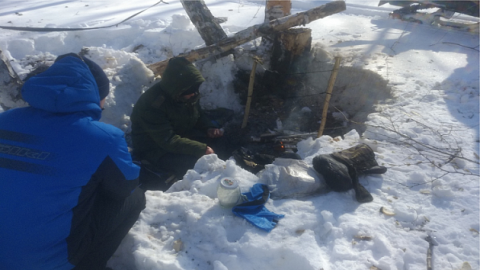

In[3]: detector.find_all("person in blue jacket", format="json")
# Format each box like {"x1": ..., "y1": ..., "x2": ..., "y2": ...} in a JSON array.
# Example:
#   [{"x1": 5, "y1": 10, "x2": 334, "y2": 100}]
[{"x1": 0, "y1": 53, "x2": 146, "y2": 270}]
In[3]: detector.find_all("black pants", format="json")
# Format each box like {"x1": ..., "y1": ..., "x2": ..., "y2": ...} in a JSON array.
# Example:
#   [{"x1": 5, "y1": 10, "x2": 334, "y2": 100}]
[
  {"x1": 154, "y1": 152, "x2": 199, "y2": 180},
  {"x1": 72, "y1": 188, "x2": 146, "y2": 270},
  {"x1": 160, "y1": 135, "x2": 231, "y2": 174}
]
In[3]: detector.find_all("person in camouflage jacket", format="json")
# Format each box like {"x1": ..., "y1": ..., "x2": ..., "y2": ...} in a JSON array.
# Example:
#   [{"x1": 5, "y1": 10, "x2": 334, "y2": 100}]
[{"x1": 130, "y1": 57, "x2": 223, "y2": 181}]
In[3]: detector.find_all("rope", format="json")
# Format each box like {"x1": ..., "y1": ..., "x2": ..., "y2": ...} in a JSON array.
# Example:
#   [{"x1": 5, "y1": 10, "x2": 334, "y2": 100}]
[{"x1": 0, "y1": 0, "x2": 168, "y2": 32}]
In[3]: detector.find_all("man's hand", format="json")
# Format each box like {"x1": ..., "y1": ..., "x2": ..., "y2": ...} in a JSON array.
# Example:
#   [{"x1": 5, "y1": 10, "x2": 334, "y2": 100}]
[
  {"x1": 207, "y1": 128, "x2": 224, "y2": 138},
  {"x1": 205, "y1": 146, "x2": 215, "y2": 155}
]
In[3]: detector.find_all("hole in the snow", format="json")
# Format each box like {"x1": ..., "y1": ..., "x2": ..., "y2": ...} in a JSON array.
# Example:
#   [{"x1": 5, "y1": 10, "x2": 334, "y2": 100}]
[{"x1": 224, "y1": 44, "x2": 393, "y2": 159}]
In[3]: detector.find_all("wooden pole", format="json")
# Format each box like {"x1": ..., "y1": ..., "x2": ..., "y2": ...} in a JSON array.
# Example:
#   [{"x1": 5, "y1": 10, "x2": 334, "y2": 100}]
[
  {"x1": 317, "y1": 57, "x2": 341, "y2": 138},
  {"x1": 241, "y1": 57, "x2": 261, "y2": 129}
]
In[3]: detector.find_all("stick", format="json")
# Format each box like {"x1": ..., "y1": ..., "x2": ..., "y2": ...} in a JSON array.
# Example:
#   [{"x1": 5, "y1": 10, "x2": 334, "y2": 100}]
[
  {"x1": 241, "y1": 57, "x2": 261, "y2": 129},
  {"x1": 147, "y1": 1, "x2": 346, "y2": 76},
  {"x1": 424, "y1": 235, "x2": 437, "y2": 270},
  {"x1": 317, "y1": 57, "x2": 341, "y2": 137}
]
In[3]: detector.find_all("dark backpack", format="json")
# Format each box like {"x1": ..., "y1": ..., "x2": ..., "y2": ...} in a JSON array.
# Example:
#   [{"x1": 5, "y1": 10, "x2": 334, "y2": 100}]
[{"x1": 312, "y1": 144, "x2": 387, "y2": 203}]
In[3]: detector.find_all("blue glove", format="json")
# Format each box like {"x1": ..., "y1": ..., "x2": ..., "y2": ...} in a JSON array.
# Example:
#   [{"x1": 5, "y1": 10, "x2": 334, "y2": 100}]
[{"x1": 232, "y1": 184, "x2": 284, "y2": 232}]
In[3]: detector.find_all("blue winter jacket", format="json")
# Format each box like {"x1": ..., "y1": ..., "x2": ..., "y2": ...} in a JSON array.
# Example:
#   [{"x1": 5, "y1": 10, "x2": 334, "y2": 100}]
[{"x1": 0, "y1": 56, "x2": 140, "y2": 269}]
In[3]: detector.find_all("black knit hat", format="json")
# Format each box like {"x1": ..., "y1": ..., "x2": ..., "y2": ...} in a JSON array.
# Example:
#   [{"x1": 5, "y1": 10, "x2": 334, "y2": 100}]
[
  {"x1": 55, "y1": 53, "x2": 110, "y2": 100},
  {"x1": 82, "y1": 56, "x2": 110, "y2": 100}
]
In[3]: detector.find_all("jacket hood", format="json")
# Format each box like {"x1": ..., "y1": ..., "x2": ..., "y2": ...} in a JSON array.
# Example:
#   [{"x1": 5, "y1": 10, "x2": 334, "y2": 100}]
[
  {"x1": 159, "y1": 57, "x2": 205, "y2": 99},
  {"x1": 21, "y1": 55, "x2": 102, "y2": 119}
]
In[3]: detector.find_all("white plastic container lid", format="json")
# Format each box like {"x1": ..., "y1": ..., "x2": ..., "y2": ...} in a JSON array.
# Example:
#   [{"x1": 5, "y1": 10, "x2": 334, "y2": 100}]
[{"x1": 220, "y1": 178, "x2": 238, "y2": 189}]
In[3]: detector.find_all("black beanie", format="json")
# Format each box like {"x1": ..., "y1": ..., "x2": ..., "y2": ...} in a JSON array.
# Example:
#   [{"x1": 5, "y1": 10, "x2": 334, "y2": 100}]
[
  {"x1": 81, "y1": 56, "x2": 110, "y2": 100},
  {"x1": 55, "y1": 53, "x2": 110, "y2": 100}
]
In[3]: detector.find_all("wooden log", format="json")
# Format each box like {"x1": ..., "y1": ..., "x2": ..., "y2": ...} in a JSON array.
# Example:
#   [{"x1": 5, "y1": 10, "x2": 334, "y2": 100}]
[
  {"x1": 180, "y1": 0, "x2": 227, "y2": 46},
  {"x1": 268, "y1": 27, "x2": 311, "y2": 98},
  {"x1": 317, "y1": 57, "x2": 341, "y2": 138},
  {"x1": 262, "y1": 0, "x2": 292, "y2": 55},
  {"x1": 277, "y1": 28, "x2": 311, "y2": 58},
  {"x1": 148, "y1": 1, "x2": 346, "y2": 76},
  {"x1": 270, "y1": 27, "x2": 311, "y2": 71},
  {"x1": 265, "y1": 0, "x2": 291, "y2": 22}
]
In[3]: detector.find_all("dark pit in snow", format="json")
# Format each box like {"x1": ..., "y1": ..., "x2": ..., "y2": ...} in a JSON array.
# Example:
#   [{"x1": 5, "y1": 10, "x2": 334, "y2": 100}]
[{"x1": 220, "y1": 44, "x2": 394, "y2": 164}]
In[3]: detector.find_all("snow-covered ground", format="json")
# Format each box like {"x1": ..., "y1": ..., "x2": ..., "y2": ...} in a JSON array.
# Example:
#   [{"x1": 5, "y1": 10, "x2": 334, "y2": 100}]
[{"x1": 0, "y1": 1, "x2": 479, "y2": 269}]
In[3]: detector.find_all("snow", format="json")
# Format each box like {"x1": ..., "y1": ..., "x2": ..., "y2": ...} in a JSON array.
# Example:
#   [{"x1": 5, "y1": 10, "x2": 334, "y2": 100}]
[{"x1": 1, "y1": 0, "x2": 479, "y2": 269}]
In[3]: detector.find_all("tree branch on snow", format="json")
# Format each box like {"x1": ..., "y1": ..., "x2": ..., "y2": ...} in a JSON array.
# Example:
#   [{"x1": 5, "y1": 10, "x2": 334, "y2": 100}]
[
  {"x1": 389, "y1": 24, "x2": 409, "y2": 55},
  {"x1": 429, "y1": 33, "x2": 480, "y2": 52},
  {"x1": 364, "y1": 114, "x2": 478, "y2": 165},
  {"x1": 440, "y1": 42, "x2": 480, "y2": 52},
  {"x1": 335, "y1": 109, "x2": 479, "y2": 188}
]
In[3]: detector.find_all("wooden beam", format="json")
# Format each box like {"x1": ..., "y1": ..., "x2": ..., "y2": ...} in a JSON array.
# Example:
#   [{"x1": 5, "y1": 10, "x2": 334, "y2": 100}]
[{"x1": 148, "y1": 1, "x2": 346, "y2": 76}]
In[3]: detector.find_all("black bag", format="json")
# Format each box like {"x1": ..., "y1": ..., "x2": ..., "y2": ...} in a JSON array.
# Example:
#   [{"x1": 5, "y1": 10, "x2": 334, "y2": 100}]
[
  {"x1": 312, "y1": 144, "x2": 387, "y2": 203},
  {"x1": 233, "y1": 147, "x2": 276, "y2": 174},
  {"x1": 233, "y1": 147, "x2": 303, "y2": 174},
  {"x1": 334, "y1": 143, "x2": 387, "y2": 175}
]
